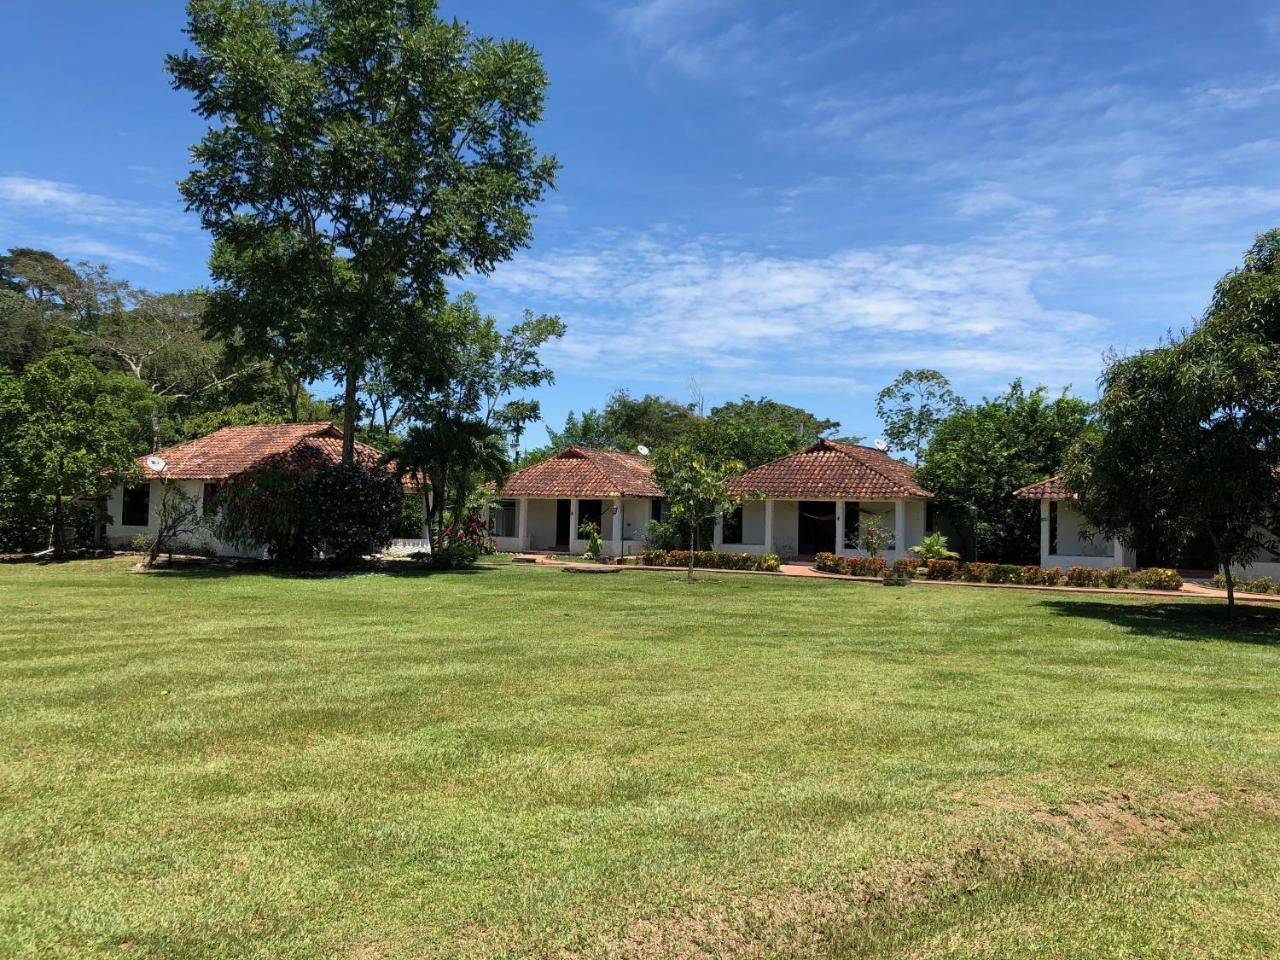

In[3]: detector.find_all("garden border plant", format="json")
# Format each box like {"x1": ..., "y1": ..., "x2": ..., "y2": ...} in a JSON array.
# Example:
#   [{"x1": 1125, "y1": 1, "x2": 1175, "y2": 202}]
[{"x1": 814, "y1": 553, "x2": 1183, "y2": 592}]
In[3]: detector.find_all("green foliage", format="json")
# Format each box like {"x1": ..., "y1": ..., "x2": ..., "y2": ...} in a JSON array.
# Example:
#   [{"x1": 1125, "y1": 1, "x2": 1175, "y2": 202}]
[
  {"x1": 641, "y1": 549, "x2": 781, "y2": 572},
  {"x1": 813, "y1": 553, "x2": 889, "y2": 577},
  {"x1": 169, "y1": 0, "x2": 559, "y2": 460},
  {"x1": 550, "y1": 391, "x2": 698, "y2": 452},
  {"x1": 909, "y1": 531, "x2": 959, "y2": 561},
  {"x1": 147, "y1": 482, "x2": 205, "y2": 566},
  {"x1": 918, "y1": 380, "x2": 1094, "y2": 564},
  {"x1": 6, "y1": 352, "x2": 139, "y2": 556},
  {"x1": 1131, "y1": 568, "x2": 1184, "y2": 591},
  {"x1": 860, "y1": 516, "x2": 891, "y2": 558},
  {"x1": 1065, "y1": 230, "x2": 1280, "y2": 607},
  {"x1": 643, "y1": 519, "x2": 682, "y2": 551},
  {"x1": 652, "y1": 447, "x2": 744, "y2": 581},
  {"x1": 578, "y1": 520, "x2": 604, "y2": 560},
  {"x1": 875, "y1": 369, "x2": 961, "y2": 465},
  {"x1": 215, "y1": 454, "x2": 401, "y2": 565},
  {"x1": 697, "y1": 397, "x2": 841, "y2": 467},
  {"x1": 926, "y1": 559, "x2": 959, "y2": 580}
]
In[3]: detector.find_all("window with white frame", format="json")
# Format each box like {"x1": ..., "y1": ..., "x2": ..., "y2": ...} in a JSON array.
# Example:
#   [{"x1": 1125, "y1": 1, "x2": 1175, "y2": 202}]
[{"x1": 490, "y1": 499, "x2": 517, "y2": 538}]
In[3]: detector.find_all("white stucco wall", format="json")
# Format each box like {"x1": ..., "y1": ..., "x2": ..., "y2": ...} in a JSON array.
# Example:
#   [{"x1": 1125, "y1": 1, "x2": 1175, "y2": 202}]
[
  {"x1": 519, "y1": 498, "x2": 555, "y2": 550},
  {"x1": 622, "y1": 497, "x2": 654, "y2": 542},
  {"x1": 1039, "y1": 499, "x2": 1136, "y2": 570},
  {"x1": 104, "y1": 479, "x2": 263, "y2": 558}
]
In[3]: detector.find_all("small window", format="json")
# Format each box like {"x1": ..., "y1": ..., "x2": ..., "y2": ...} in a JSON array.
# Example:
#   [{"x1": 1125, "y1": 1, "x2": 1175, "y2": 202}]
[
  {"x1": 925, "y1": 501, "x2": 937, "y2": 534},
  {"x1": 490, "y1": 499, "x2": 517, "y2": 538},
  {"x1": 722, "y1": 506, "x2": 743, "y2": 545},
  {"x1": 121, "y1": 484, "x2": 150, "y2": 527},
  {"x1": 1049, "y1": 501, "x2": 1059, "y2": 555},
  {"x1": 843, "y1": 501, "x2": 860, "y2": 549},
  {"x1": 202, "y1": 483, "x2": 220, "y2": 518},
  {"x1": 651, "y1": 498, "x2": 663, "y2": 522}
]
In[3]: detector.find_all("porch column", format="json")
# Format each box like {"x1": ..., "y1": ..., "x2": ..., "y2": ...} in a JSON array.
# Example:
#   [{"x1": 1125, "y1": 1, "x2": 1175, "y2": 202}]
[
  {"x1": 611, "y1": 496, "x2": 624, "y2": 556},
  {"x1": 1040, "y1": 498, "x2": 1051, "y2": 566},
  {"x1": 518, "y1": 497, "x2": 529, "y2": 550},
  {"x1": 764, "y1": 499, "x2": 775, "y2": 555},
  {"x1": 1113, "y1": 534, "x2": 1125, "y2": 566},
  {"x1": 713, "y1": 515, "x2": 724, "y2": 550},
  {"x1": 894, "y1": 500, "x2": 906, "y2": 558},
  {"x1": 834, "y1": 499, "x2": 845, "y2": 554},
  {"x1": 570, "y1": 498, "x2": 580, "y2": 553}
]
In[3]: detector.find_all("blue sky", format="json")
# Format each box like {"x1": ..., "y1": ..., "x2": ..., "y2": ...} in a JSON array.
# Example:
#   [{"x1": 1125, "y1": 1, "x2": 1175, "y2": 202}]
[{"x1": 3, "y1": 1, "x2": 1280, "y2": 445}]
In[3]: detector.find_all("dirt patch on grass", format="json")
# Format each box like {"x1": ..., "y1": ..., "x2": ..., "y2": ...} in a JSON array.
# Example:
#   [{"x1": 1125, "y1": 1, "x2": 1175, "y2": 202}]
[{"x1": 1030, "y1": 788, "x2": 1220, "y2": 848}]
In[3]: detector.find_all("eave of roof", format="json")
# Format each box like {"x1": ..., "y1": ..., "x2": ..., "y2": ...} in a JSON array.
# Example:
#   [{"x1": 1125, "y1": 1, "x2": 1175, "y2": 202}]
[
  {"x1": 1013, "y1": 476, "x2": 1075, "y2": 500},
  {"x1": 499, "y1": 446, "x2": 663, "y2": 498}
]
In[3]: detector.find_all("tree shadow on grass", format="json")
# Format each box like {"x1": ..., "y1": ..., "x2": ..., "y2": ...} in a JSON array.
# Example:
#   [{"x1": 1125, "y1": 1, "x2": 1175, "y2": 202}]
[
  {"x1": 139, "y1": 562, "x2": 497, "y2": 581},
  {"x1": 1037, "y1": 597, "x2": 1280, "y2": 646}
]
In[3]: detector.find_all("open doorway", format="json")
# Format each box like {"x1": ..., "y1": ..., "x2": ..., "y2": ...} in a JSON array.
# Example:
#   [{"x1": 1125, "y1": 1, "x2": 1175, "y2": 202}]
[{"x1": 797, "y1": 501, "x2": 836, "y2": 556}]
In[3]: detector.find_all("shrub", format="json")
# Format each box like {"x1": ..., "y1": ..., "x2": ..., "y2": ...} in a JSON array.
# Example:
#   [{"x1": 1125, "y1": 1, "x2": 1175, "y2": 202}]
[
  {"x1": 643, "y1": 518, "x2": 682, "y2": 551},
  {"x1": 1244, "y1": 576, "x2": 1278, "y2": 595},
  {"x1": 1101, "y1": 566, "x2": 1133, "y2": 589},
  {"x1": 1131, "y1": 567, "x2": 1183, "y2": 591},
  {"x1": 128, "y1": 532, "x2": 151, "y2": 553},
  {"x1": 962, "y1": 562, "x2": 997, "y2": 583},
  {"x1": 646, "y1": 549, "x2": 778, "y2": 572},
  {"x1": 1039, "y1": 565, "x2": 1063, "y2": 586},
  {"x1": 428, "y1": 541, "x2": 480, "y2": 569},
  {"x1": 814, "y1": 551, "x2": 840, "y2": 573},
  {"x1": 1211, "y1": 572, "x2": 1227, "y2": 589},
  {"x1": 891, "y1": 557, "x2": 918, "y2": 579},
  {"x1": 926, "y1": 559, "x2": 958, "y2": 580},
  {"x1": 1018, "y1": 565, "x2": 1042, "y2": 585},
  {"x1": 215, "y1": 453, "x2": 402, "y2": 565},
  {"x1": 993, "y1": 564, "x2": 1022, "y2": 584},
  {"x1": 578, "y1": 520, "x2": 604, "y2": 560},
  {"x1": 1065, "y1": 566, "x2": 1103, "y2": 587},
  {"x1": 909, "y1": 532, "x2": 959, "y2": 561}
]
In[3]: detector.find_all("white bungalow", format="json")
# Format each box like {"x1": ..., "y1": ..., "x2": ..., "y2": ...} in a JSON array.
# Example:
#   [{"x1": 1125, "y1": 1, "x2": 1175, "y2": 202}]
[
  {"x1": 1013, "y1": 476, "x2": 1138, "y2": 570},
  {"x1": 720, "y1": 439, "x2": 935, "y2": 561},
  {"x1": 103, "y1": 423, "x2": 417, "y2": 557},
  {"x1": 487, "y1": 446, "x2": 665, "y2": 556}
]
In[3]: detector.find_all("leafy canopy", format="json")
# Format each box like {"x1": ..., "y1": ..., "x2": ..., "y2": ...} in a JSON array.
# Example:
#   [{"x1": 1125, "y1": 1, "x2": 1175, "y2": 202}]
[
  {"x1": 168, "y1": 0, "x2": 559, "y2": 461},
  {"x1": 875, "y1": 369, "x2": 962, "y2": 465}
]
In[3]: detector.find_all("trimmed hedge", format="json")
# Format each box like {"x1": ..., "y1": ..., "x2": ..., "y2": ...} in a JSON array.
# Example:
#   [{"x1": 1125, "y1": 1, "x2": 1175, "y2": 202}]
[
  {"x1": 641, "y1": 549, "x2": 782, "y2": 573},
  {"x1": 813, "y1": 554, "x2": 1182, "y2": 591},
  {"x1": 814, "y1": 552, "x2": 888, "y2": 577}
]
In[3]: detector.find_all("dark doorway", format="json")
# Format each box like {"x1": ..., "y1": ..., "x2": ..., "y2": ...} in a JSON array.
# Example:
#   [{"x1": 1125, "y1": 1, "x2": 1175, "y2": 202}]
[
  {"x1": 797, "y1": 500, "x2": 837, "y2": 556},
  {"x1": 556, "y1": 499, "x2": 571, "y2": 547},
  {"x1": 578, "y1": 499, "x2": 603, "y2": 537}
]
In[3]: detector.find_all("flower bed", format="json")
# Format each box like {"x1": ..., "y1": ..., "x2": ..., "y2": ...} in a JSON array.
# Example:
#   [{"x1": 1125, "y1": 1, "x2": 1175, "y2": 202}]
[
  {"x1": 1212, "y1": 573, "x2": 1279, "y2": 595},
  {"x1": 814, "y1": 554, "x2": 1182, "y2": 591},
  {"x1": 640, "y1": 549, "x2": 782, "y2": 573}
]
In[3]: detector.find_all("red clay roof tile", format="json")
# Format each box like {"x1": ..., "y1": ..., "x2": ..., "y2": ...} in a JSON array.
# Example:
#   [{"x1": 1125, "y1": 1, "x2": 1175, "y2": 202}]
[
  {"x1": 501, "y1": 446, "x2": 663, "y2": 498},
  {"x1": 1013, "y1": 476, "x2": 1074, "y2": 500},
  {"x1": 137, "y1": 423, "x2": 397, "y2": 481},
  {"x1": 727, "y1": 439, "x2": 932, "y2": 499}
]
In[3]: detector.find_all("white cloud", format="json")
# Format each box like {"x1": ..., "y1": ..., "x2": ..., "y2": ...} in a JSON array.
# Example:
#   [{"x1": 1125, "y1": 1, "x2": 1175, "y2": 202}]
[
  {"x1": 476, "y1": 231, "x2": 1110, "y2": 395},
  {"x1": 43, "y1": 235, "x2": 165, "y2": 269},
  {"x1": 0, "y1": 175, "x2": 188, "y2": 233}
]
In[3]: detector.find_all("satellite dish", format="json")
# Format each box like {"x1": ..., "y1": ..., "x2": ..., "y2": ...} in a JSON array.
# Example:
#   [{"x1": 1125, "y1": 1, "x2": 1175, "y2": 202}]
[
  {"x1": 873, "y1": 439, "x2": 888, "y2": 452},
  {"x1": 636, "y1": 444, "x2": 650, "y2": 456},
  {"x1": 145, "y1": 455, "x2": 167, "y2": 473}
]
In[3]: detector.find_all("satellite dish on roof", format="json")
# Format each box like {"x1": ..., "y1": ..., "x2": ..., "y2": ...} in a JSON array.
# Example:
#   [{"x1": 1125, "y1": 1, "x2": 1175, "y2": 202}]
[
  {"x1": 873, "y1": 439, "x2": 888, "y2": 452},
  {"x1": 145, "y1": 455, "x2": 168, "y2": 473},
  {"x1": 636, "y1": 444, "x2": 650, "y2": 456}
]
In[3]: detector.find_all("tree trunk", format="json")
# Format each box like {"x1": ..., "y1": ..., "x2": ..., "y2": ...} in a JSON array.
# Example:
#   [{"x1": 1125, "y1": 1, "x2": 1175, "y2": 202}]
[
  {"x1": 52, "y1": 491, "x2": 65, "y2": 560},
  {"x1": 341, "y1": 363, "x2": 359, "y2": 464},
  {"x1": 1207, "y1": 528, "x2": 1235, "y2": 611}
]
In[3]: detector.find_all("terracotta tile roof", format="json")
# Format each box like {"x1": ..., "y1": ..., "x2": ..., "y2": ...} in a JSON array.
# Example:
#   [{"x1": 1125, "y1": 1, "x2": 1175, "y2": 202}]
[
  {"x1": 728, "y1": 439, "x2": 932, "y2": 499},
  {"x1": 1013, "y1": 476, "x2": 1075, "y2": 500},
  {"x1": 137, "y1": 423, "x2": 399, "y2": 481},
  {"x1": 500, "y1": 446, "x2": 663, "y2": 498}
]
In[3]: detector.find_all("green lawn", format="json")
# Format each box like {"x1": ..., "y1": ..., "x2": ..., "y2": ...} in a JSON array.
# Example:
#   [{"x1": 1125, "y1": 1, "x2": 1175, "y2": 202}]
[{"x1": 2, "y1": 559, "x2": 1279, "y2": 959}]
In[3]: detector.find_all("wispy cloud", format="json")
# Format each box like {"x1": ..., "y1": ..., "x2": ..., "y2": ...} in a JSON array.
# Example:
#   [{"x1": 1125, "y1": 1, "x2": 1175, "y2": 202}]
[
  {"x1": 477, "y1": 230, "x2": 1110, "y2": 396},
  {"x1": 0, "y1": 175, "x2": 188, "y2": 233}
]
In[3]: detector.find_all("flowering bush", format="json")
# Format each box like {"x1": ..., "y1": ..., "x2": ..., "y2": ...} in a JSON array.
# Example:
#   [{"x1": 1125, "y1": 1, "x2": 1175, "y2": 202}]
[
  {"x1": 813, "y1": 553, "x2": 889, "y2": 577},
  {"x1": 891, "y1": 557, "x2": 918, "y2": 579},
  {"x1": 1217, "y1": 574, "x2": 1280, "y2": 594},
  {"x1": 1101, "y1": 566, "x2": 1133, "y2": 588},
  {"x1": 642, "y1": 549, "x2": 780, "y2": 572},
  {"x1": 962, "y1": 562, "x2": 997, "y2": 583},
  {"x1": 578, "y1": 520, "x2": 604, "y2": 560},
  {"x1": 1131, "y1": 567, "x2": 1183, "y2": 591},
  {"x1": 926, "y1": 559, "x2": 959, "y2": 580},
  {"x1": 992, "y1": 564, "x2": 1022, "y2": 584},
  {"x1": 1039, "y1": 565, "x2": 1063, "y2": 586},
  {"x1": 443, "y1": 512, "x2": 497, "y2": 556}
]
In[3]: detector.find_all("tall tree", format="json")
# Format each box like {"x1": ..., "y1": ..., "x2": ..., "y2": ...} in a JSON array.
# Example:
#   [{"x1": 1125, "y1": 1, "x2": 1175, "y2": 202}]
[
  {"x1": 917, "y1": 380, "x2": 1094, "y2": 563},
  {"x1": 699, "y1": 396, "x2": 841, "y2": 467},
  {"x1": 168, "y1": 0, "x2": 559, "y2": 463},
  {"x1": 12, "y1": 353, "x2": 139, "y2": 557},
  {"x1": 875, "y1": 369, "x2": 962, "y2": 465},
  {"x1": 1065, "y1": 230, "x2": 1280, "y2": 607}
]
